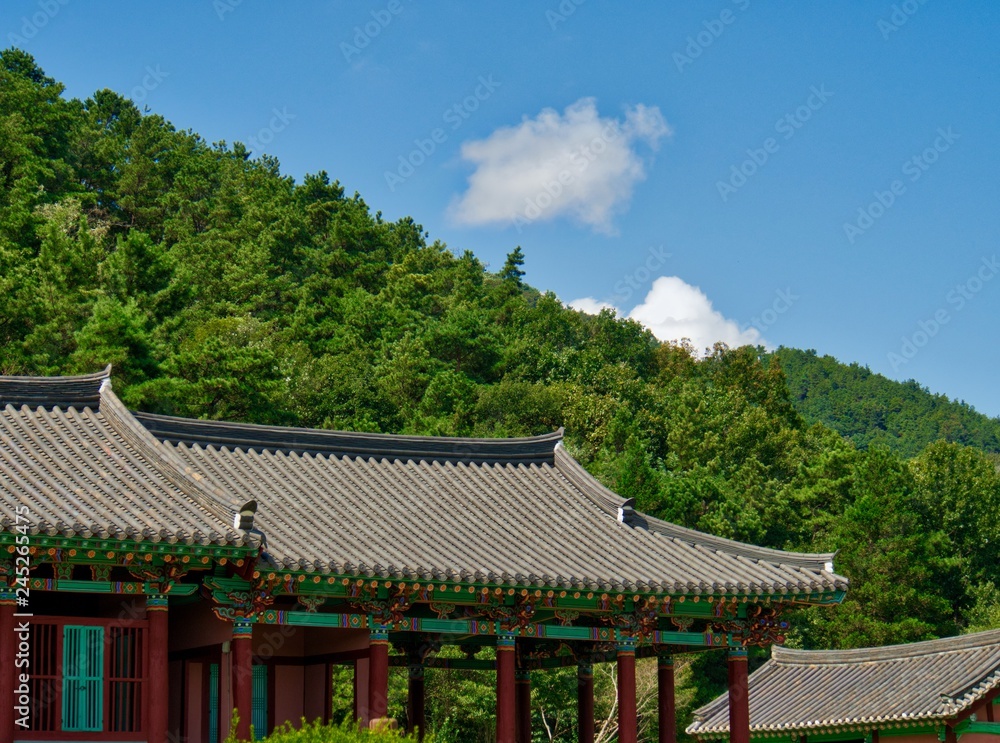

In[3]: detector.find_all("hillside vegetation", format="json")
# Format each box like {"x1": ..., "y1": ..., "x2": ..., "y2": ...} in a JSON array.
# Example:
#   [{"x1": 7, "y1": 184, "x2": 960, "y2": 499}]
[
  {"x1": 776, "y1": 348, "x2": 1000, "y2": 457},
  {"x1": 3, "y1": 49, "x2": 1000, "y2": 739}
]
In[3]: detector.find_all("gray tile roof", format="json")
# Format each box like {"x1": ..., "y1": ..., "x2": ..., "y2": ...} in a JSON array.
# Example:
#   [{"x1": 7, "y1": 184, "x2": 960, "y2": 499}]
[
  {"x1": 0, "y1": 368, "x2": 848, "y2": 596},
  {"x1": 0, "y1": 369, "x2": 246, "y2": 547},
  {"x1": 688, "y1": 629, "x2": 1000, "y2": 738},
  {"x1": 135, "y1": 410, "x2": 847, "y2": 596}
]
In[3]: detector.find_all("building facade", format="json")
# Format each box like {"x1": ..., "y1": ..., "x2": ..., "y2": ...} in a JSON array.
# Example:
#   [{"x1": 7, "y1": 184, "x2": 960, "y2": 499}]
[
  {"x1": 1, "y1": 368, "x2": 849, "y2": 743},
  {"x1": 688, "y1": 630, "x2": 1000, "y2": 743}
]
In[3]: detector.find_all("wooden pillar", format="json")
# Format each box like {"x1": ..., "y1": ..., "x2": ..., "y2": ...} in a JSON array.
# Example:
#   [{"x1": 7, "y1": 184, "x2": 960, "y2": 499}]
[
  {"x1": 728, "y1": 649, "x2": 750, "y2": 743},
  {"x1": 515, "y1": 670, "x2": 531, "y2": 743},
  {"x1": 496, "y1": 634, "x2": 517, "y2": 743},
  {"x1": 617, "y1": 639, "x2": 638, "y2": 743},
  {"x1": 1, "y1": 593, "x2": 17, "y2": 743},
  {"x1": 147, "y1": 595, "x2": 170, "y2": 743},
  {"x1": 232, "y1": 620, "x2": 254, "y2": 741},
  {"x1": 658, "y1": 655, "x2": 676, "y2": 743},
  {"x1": 354, "y1": 657, "x2": 370, "y2": 726},
  {"x1": 368, "y1": 626, "x2": 390, "y2": 726},
  {"x1": 408, "y1": 664, "x2": 426, "y2": 740},
  {"x1": 577, "y1": 662, "x2": 594, "y2": 743}
]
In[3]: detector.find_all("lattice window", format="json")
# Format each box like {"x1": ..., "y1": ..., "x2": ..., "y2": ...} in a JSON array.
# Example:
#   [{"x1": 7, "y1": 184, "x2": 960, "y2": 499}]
[
  {"x1": 24, "y1": 618, "x2": 147, "y2": 735},
  {"x1": 252, "y1": 665, "x2": 268, "y2": 738},
  {"x1": 209, "y1": 663, "x2": 268, "y2": 741},
  {"x1": 61, "y1": 625, "x2": 104, "y2": 732},
  {"x1": 209, "y1": 663, "x2": 219, "y2": 743},
  {"x1": 27, "y1": 622, "x2": 60, "y2": 731},
  {"x1": 108, "y1": 624, "x2": 145, "y2": 732}
]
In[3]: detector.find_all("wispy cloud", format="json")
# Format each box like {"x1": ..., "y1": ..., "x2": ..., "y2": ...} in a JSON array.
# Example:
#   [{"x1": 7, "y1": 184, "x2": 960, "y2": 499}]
[{"x1": 450, "y1": 98, "x2": 670, "y2": 233}]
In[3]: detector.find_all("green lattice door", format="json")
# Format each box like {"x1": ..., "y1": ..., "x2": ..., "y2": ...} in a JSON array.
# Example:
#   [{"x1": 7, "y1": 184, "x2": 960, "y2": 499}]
[
  {"x1": 209, "y1": 663, "x2": 267, "y2": 742},
  {"x1": 62, "y1": 625, "x2": 104, "y2": 732}
]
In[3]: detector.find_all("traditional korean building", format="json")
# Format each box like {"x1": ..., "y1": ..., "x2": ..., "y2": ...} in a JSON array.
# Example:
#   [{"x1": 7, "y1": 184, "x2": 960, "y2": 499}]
[
  {"x1": 688, "y1": 630, "x2": 1000, "y2": 743},
  {"x1": 0, "y1": 368, "x2": 848, "y2": 743}
]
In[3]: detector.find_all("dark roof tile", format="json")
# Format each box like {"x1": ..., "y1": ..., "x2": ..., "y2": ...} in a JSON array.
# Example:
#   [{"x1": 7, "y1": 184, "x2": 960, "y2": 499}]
[
  {"x1": 0, "y1": 370, "x2": 248, "y2": 548},
  {"x1": 688, "y1": 629, "x2": 1000, "y2": 737}
]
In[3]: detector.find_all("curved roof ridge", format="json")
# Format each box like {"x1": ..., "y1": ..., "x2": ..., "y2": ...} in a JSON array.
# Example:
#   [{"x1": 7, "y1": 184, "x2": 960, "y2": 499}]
[
  {"x1": 771, "y1": 628, "x2": 1000, "y2": 665},
  {"x1": 554, "y1": 445, "x2": 841, "y2": 574},
  {"x1": 0, "y1": 365, "x2": 111, "y2": 408},
  {"x1": 134, "y1": 411, "x2": 564, "y2": 464},
  {"x1": 97, "y1": 382, "x2": 246, "y2": 538}
]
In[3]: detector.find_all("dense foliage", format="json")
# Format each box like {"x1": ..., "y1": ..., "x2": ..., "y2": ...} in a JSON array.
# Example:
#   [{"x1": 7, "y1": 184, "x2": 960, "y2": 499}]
[
  {"x1": 227, "y1": 717, "x2": 426, "y2": 743},
  {"x1": 775, "y1": 347, "x2": 1000, "y2": 457},
  {"x1": 3, "y1": 49, "x2": 1000, "y2": 741}
]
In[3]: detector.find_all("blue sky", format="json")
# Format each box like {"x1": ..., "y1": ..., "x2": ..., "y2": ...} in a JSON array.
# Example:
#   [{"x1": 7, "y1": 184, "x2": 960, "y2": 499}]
[{"x1": 5, "y1": 1, "x2": 1000, "y2": 416}]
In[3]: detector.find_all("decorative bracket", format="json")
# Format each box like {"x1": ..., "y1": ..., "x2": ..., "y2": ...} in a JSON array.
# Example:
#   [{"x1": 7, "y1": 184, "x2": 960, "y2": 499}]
[
  {"x1": 209, "y1": 572, "x2": 281, "y2": 622},
  {"x1": 554, "y1": 610, "x2": 580, "y2": 626},
  {"x1": 602, "y1": 596, "x2": 665, "y2": 640},
  {"x1": 712, "y1": 604, "x2": 788, "y2": 646},
  {"x1": 128, "y1": 563, "x2": 190, "y2": 594},
  {"x1": 482, "y1": 594, "x2": 536, "y2": 632},
  {"x1": 296, "y1": 595, "x2": 326, "y2": 613},
  {"x1": 353, "y1": 585, "x2": 411, "y2": 627},
  {"x1": 429, "y1": 602, "x2": 457, "y2": 619}
]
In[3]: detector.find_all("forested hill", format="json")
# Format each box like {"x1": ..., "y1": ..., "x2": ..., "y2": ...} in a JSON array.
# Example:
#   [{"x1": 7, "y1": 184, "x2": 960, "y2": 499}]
[
  {"x1": 3, "y1": 49, "x2": 1000, "y2": 735},
  {"x1": 774, "y1": 348, "x2": 1000, "y2": 457}
]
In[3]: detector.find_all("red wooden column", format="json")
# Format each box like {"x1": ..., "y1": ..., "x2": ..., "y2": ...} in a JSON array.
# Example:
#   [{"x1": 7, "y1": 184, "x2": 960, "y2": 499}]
[
  {"x1": 496, "y1": 634, "x2": 517, "y2": 743},
  {"x1": 515, "y1": 670, "x2": 531, "y2": 743},
  {"x1": 232, "y1": 620, "x2": 254, "y2": 741},
  {"x1": 617, "y1": 639, "x2": 638, "y2": 743},
  {"x1": 147, "y1": 595, "x2": 170, "y2": 743},
  {"x1": 658, "y1": 655, "x2": 676, "y2": 743},
  {"x1": 408, "y1": 664, "x2": 426, "y2": 740},
  {"x1": 1, "y1": 592, "x2": 17, "y2": 743},
  {"x1": 728, "y1": 649, "x2": 750, "y2": 743},
  {"x1": 368, "y1": 626, "x2": 390, "y2": 726},
  {"x1": 577, "y1": 661, "x2": 595, "y2": 743}
]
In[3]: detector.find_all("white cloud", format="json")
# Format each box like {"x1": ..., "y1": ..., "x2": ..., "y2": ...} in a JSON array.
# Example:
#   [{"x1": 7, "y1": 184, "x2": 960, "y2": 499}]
[
  {"x1": 571, "y1": 276, "x2": 764, "y2": 353},
  {"x1": 450, "y1": 98, "x2": 670, "y2": 233},
  {"x1": 568, "y1": 297, "x2": 617, "y2": 315}
]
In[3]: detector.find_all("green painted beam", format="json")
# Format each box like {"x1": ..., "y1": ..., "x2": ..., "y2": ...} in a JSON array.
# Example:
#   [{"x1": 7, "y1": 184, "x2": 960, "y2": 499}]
[
  {"x1": 0, "y1": 531, "x2": 252, "y2": 559},
  {"x1": 259, "y1": 609, "x2": 735, "y2": 647},
  {"x1": 956, "y1": 721, "x2": 1000, "y2": 738},
  {"x1": 27, "y1": 578, "x2": 198, "y2": 596}
]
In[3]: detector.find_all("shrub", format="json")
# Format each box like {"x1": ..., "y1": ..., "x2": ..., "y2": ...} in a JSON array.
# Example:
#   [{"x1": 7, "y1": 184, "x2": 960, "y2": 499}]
[{"x1": 229, "y1": 718, "x2": 428, "y2": 743}]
